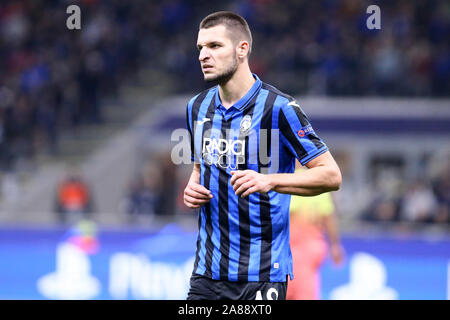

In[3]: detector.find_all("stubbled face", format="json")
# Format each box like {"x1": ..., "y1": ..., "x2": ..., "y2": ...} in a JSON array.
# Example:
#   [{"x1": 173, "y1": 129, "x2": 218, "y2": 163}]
[{"x1": 197, "y1": 25, "x2": 238, "y2": 85}]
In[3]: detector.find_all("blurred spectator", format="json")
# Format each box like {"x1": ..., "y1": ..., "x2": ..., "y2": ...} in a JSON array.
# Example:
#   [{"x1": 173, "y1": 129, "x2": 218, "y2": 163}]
[
  {"x1": 154, "y1": 152, "x2": 178, "y2": 216},
  {"x1": 55, "y1": 170, "x2": 94, "y2": 224},
  {"x1": 122, "y1": 160, "x2": 159, "y2": 221},
  {"x1": 399, "y1": 180, "x2": 438, "y2": 223},
  {"x1": 363, "y1": 156, "x2": 450, "y2": 225},
  {"x1": 123, "y1": 176, "x2": 157, "y2": 222},
  {"x1": 431, "y1": 162, "x2": 450, "y2": 224},
  {"x1": 365, "y1": 196, "x2": 400, "y2": 223},
  {"x1": 363, "y1": 166, "x2": 402, "y2": 223},
  {"x1": 287, "y1": 165, "x2": 344, "y2": 300},
  {"x1": 122, "y1": 151, "x2": 179, "y2": 222}
]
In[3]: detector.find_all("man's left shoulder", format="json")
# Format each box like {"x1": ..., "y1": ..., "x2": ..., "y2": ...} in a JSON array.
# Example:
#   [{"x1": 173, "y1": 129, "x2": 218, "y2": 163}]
[
  {"x1": 261, "y1": 82, "x2": 297, "y2": 105},
  {"x1": 262, "y1": 83, "x2": 303, "y2": 117}
]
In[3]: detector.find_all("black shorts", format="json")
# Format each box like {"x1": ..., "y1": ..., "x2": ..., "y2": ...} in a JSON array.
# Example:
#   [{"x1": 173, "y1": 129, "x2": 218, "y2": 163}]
[{"x1": 187, "y1": 274, "x2": 287, "y2": 300}]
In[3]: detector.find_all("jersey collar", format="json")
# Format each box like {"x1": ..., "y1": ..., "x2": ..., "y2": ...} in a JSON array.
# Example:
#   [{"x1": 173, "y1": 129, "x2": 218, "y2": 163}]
[{"x1": 215, "y1": 73, "x2": 262, "y2": 113}]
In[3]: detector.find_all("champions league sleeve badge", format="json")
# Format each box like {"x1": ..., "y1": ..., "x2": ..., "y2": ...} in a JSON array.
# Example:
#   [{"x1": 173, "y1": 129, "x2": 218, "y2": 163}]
[{"x1": 240, "y1": 115, "x2": 252, "y2": 135}]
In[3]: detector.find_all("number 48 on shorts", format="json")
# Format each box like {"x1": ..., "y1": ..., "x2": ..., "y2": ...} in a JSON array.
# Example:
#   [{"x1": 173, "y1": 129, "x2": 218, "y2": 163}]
[
  {"x1": 255, "y1": 288, "x2": 279, "y2": 300},
  {"x1": 187, "y1": 274, "x2": 287, "y2": 300}
]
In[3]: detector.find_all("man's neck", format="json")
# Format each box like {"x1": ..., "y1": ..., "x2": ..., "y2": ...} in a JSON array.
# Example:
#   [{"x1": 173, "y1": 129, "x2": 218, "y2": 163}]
[{"x1": 218, "y1": 66, "x2": 255, "y2": 109}]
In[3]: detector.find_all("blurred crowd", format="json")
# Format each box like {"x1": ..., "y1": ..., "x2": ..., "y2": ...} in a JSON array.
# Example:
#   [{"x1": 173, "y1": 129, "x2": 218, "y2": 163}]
[
  {"x1": 120, "y1": 152, "x2": 183, "y2": 223},
  {"x1": 0, "y1": 0, "x2": 144, "y2": 173},
  {"x1": 162, "y1": 0, "x2": 450, "y2": 96},
  {"x1": 0, "y1": 1, "x2": 448, "y2": 227},
  {"x1": 1, "y1": 0, "x2": 449, "y2": 173},
  {"x1": 123, "y1": 150, "x2": 450, "y2": 227},
  {"x1": 363, "y1": 157, "x2": 450, "y2": 225}
]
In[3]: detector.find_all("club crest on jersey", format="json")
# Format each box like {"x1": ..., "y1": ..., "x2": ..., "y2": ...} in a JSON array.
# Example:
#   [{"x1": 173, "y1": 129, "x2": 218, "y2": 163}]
[{"x1": 240, "y1": 115, "x2": 252, "y2": 134}]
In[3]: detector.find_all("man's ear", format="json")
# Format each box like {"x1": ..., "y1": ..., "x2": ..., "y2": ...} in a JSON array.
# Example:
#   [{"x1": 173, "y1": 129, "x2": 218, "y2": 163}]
[{"x1": 237, "y1": 40, "x2": 250, "y2": 59}]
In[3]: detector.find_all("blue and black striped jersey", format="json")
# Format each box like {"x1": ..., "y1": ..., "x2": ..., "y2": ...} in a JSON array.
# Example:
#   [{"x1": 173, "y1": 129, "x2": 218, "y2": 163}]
[{"x1": 186, "y1": 74, "x2": 328, "y2": 282}]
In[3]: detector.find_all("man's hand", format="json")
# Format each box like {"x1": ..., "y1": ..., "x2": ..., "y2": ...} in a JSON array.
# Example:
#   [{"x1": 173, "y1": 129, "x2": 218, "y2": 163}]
[
  {"x1": 184, "y1": 180, "x2": 213, "y2": 209},
  {"x1": 330, "y1": 243, "x2": 345, "y2": 266},
  {"x1": 230, "y1": 170, "x2": 273, "y2": 198}
]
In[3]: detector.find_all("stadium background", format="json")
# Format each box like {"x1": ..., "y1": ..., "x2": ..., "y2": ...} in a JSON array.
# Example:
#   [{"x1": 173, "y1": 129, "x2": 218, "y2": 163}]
[{"x1": 0, "y1": 0, "x2": 448, "y2": 299}]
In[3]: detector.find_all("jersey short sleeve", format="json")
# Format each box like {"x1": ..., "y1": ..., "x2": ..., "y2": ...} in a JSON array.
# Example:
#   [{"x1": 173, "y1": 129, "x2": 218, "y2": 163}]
[
  {"x1": 186, "y1": 103, "x2": 195, "y2": 162},
  {"x1": 278, "y1": 100, "x2": 328, "y2": 166}
]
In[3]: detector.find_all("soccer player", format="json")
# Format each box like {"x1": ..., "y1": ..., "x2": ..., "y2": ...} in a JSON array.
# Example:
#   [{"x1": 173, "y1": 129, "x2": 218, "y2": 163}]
[
  {"x1": 287, "y1": 165, "x2": 344, "y2": 300},
  {"x1": 184, "y1": 11, "x2": 342, "y2": 300}
]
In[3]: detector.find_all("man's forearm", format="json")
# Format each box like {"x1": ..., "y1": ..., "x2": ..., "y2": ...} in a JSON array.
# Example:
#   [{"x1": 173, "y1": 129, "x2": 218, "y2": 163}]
[
  {"x1": 269, "y1": 166, "x2": 341, "y2": 196},
  {"x1": 190, "y1": 163, "x2": 201, "y2": 184}
]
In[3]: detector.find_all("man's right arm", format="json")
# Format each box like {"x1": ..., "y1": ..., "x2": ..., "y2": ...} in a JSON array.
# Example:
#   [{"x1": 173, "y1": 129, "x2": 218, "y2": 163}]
[
  {"x1": 183, "y1": 163, "x2": 213, "y2": 209},
  {"x1": 184, "y1": 97, "x2": 212, "y2": 209}
]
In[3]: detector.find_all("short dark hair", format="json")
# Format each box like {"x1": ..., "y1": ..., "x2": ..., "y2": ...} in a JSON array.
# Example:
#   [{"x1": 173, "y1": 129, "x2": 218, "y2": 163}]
[{"x1": 199, "y1": 11, "x2": 252, "y2": 57}]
